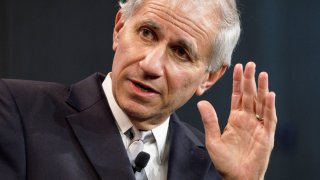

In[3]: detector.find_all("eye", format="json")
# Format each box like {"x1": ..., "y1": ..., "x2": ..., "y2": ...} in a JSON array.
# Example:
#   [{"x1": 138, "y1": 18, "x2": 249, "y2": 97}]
[
  {"x1": 172, "y1": 46, "x2": 190, "y2": 61},
  {"x1": 139, "y1": 27, "x2": 156, "y2": 41}
]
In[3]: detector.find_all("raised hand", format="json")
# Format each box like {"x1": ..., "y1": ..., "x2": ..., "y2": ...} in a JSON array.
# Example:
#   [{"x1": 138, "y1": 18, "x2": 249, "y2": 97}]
[{"x1": 197, "y1": 62, "x2": 277, "y2": 180}]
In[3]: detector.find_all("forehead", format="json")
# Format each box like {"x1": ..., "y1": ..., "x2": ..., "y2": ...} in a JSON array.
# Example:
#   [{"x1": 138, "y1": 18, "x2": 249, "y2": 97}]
[
  {"x1": 129, "y1": 0, "x2": 220, "y2": 54},
  {"x1": 135, "y1": 0, "x2": 218, "y2": 36}
]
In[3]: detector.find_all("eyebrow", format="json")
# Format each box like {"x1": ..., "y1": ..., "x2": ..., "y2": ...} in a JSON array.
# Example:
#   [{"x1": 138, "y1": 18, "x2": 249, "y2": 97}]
[{"x1": 140, "y1": 19, "x2": 161, "y2": 31}]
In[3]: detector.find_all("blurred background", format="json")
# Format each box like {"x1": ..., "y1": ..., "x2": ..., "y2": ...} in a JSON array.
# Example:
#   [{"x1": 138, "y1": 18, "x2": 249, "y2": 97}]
[{"x1": 1, "y1": 0, "x2": 319, "y2": 179}]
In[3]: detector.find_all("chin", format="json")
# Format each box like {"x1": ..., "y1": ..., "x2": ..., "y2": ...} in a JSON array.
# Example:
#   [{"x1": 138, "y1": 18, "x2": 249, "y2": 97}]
[{"x1": 120, "y1": 103, "x2": 152, "y2": 120}]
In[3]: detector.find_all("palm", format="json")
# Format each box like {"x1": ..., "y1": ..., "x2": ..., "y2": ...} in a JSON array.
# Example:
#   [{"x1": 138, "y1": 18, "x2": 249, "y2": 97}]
[
  {"x1": 212, "y1": 111, "x2": 272, "y2": 179},
  {"x1": 198, "y1": 62, "x2": 277, "y2": 180}
]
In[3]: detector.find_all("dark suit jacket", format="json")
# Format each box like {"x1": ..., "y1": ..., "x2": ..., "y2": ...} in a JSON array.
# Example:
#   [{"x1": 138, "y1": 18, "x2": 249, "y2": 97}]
[{"x1": 0, "y1": 73, "x2": 221, "y2": 180}]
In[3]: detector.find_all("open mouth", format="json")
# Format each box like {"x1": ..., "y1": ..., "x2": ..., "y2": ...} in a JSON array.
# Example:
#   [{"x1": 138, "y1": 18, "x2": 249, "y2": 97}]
[
  {"x1": 135, "y1": 83, "x2": 153, "y2": 92},
  {"x1": 132, "y1": 80, "x2": 159, "y2": 94}
]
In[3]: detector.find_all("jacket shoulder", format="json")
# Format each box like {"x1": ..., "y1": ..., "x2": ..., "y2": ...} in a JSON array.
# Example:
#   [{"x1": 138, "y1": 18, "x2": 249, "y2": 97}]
[
  {"x1": 1, "y1": 78, "x2": 67, "y2": 92},
  {"x1": 1, "y1": 78, "x2": 70, "y2": 99},
  {"x1": 171, "y1": 113, "x2": 205, "y2": 144},
  {"x1": 183, "y1": 122, "x2": 205, "y2": 142},
  {"x1": 0, "y1": 78, "x2": 70, "y2": 118}
]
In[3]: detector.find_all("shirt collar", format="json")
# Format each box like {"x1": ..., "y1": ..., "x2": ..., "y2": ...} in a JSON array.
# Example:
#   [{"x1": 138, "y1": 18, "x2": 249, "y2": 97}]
[
  {"x1": 151, "y1": 116, "x2": 170, "y2": 162},
  {"x1": 102, "y1": 73, "x2": 170, "y2": 162},
  {"x1": 102, "y1": 73, "x2": 132, "y2": 134}
]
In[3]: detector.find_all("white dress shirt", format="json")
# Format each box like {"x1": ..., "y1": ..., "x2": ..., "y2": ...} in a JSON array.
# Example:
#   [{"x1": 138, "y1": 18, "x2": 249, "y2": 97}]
[{"x1": 102, "y1": 73, "x2": 169, "y2": 180}]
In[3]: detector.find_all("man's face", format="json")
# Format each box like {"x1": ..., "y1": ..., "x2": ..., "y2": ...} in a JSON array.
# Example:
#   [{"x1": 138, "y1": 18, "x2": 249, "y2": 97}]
[{"x1": 111, "y1": 0, "x2": 224, "y2": 128}]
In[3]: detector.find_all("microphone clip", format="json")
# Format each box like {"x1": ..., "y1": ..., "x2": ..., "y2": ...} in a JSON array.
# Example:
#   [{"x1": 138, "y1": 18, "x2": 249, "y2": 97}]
[{"x1": 132, "y1": 151, "x2": 150, "y2": 173}]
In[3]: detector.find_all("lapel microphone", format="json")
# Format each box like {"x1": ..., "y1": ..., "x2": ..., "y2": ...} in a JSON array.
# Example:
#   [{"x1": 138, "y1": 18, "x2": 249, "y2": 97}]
[{"x1": 133, "y1": 151, "x2": 150, "y2": 173}]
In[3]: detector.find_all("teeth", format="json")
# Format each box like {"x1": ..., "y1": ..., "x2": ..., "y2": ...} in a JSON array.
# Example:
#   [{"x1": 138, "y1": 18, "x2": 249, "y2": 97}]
[
  {"x1": 136, "y1": 83, "x2": 151, "y2": 92},
  {"x1": 140, "y1": 87, "x2": 150, "y2": 92}
]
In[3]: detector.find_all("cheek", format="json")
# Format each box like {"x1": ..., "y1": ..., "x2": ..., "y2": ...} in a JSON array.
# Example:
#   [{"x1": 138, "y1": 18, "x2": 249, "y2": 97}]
[
  {"x1": 112, "y1": 41, "x2": 133, "y2": 74},
  {"x1": 164, "y1": 72, "x2": 202, "y2": 112},
  {"x1": 167, "y1": 63, "x2": 205, "y2": 90},
  {"x1": 167, "y1": 70, "x2": 204, "y2": 98},
  {"x1": 111, "y1": 53, "x2": 122, "y2": 78}
]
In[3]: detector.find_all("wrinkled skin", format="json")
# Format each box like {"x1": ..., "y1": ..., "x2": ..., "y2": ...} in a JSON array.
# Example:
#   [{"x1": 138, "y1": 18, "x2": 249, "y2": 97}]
[
  {"x1": 198, "y1": 62, "x2": 277, "y2": 180},
  {"x1": 111, "y1": 0, "x2": 277, "y2": 179}
]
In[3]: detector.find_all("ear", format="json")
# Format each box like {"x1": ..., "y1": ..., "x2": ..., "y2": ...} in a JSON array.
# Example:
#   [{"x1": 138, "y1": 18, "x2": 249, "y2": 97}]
[
  {"x1": 113, "y1": 10, "x2": 125, "y2": 51},
  {"x1": 195, "y1": 65, "x2": 227, "y2": 96}
]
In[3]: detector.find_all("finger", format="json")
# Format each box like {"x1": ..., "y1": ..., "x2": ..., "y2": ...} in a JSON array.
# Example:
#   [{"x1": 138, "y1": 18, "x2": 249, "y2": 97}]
[
  {"x1": 256, "y1": 72, "x2": 269, "y2": 116},
  {"x1": 242, "y1": 62, "x2": 257, "y2": 112},
  {"x1": 231, "y1": 64, "x2": 243, "y2": 110},
  {"x1": 197, "y1": 100, "x2": 221, "y2": 142},
  {"x1": 264, "y1": 92, "x2": 277, "y2": 135}
]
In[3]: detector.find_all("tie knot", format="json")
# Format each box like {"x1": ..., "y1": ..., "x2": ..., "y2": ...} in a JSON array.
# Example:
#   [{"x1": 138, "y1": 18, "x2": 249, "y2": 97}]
[
  {"x1": 139, "y1": 130, "x2": 153, "y2": 143},
  {"x1": 127, "y1": 127, "x2": 153, "y2": 167},
  {"x1": 126, "y1": 127, "x2": 152, "y2": 180},
  {"x1": 129, "y1": 127, "x2": 154, "y2": 143}
]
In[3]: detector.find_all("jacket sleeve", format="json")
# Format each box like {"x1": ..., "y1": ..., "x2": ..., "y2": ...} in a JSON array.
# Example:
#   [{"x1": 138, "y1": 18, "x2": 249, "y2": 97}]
[
  {"x1": 203, "y1": 163, "x2": 222, "y2": 180},
  {"x1": 0, "y1": 79, "x2": 26, "y2": 179}
]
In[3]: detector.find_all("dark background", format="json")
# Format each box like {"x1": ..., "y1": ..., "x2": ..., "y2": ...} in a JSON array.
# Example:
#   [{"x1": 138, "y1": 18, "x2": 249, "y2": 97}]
[{"x1": 1, "y1": 0, "x2": 319, "y2": 179}]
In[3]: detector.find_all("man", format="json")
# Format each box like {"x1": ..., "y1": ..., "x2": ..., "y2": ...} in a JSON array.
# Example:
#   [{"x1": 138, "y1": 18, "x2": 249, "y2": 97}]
[{"x1": 0, "y1": 0, "x2": 277, "y2": 179}]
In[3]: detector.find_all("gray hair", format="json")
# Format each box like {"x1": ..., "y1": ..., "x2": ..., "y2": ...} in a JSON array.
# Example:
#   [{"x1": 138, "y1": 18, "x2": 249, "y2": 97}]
[{"x1": 119, "y1": 0, "x2": 240, "y2": 72}]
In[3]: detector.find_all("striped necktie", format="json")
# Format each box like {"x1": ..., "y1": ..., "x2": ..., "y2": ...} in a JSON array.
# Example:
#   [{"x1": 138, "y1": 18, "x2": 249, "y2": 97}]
[{"x1": 127, "y1": 127, "x2": 153, "y2": 180}]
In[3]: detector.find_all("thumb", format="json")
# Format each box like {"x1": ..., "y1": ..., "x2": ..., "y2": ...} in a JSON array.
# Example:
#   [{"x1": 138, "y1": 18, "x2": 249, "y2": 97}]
[{"x1": 197, "y1": 100, "x2": 221, "y2": 141}]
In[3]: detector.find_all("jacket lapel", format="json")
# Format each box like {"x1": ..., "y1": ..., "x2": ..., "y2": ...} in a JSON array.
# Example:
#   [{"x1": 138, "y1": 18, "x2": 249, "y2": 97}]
[
  {"x1": 167, "y1": 114, "x2": 220, "y2": 180},
  {"x1": 65, "y1": 73, "x2": 135, "y2": 180}
]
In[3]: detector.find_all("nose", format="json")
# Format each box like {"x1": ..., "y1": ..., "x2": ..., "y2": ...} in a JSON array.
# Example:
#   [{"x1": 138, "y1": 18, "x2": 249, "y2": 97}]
[{"x1": 138, "y1": 46, "x2": 166, "y2": 78}]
